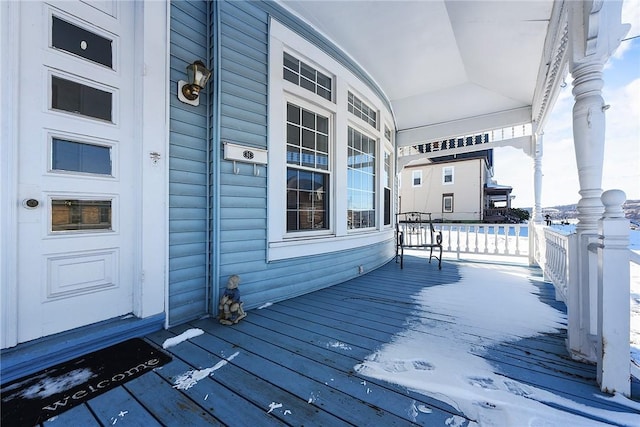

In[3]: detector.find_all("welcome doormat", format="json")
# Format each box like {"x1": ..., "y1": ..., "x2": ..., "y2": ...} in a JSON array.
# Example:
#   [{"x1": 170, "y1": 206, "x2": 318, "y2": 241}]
[{"x1": 1, "y1": 338, "x2": 171, "y2": 426}]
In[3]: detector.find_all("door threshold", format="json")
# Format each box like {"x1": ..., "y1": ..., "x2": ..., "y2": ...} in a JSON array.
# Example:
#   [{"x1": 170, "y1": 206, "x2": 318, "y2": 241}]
[{"x1": 0, "y1": 313, "x2": 165, "y2": 385}]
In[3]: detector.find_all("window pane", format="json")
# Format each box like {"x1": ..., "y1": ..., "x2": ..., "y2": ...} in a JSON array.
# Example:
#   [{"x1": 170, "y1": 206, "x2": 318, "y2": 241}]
[
  {"x1": 287, "y1": 124, "x2": 300, "y2": 145},
  {"x1": 286, "y1": 146, "x2": 300, "y2": 165},
  {"x1": 283, "y1": 52, "x2": 298, "y2": 71},
  {"x1": 300, "y1": 77, "x2": 315, "y2": 92},
  {"x1": 317, "y1": 116, "x2": 328, "y2": 134},
  {"x1": 316, "y1": 87, "x2": 331, "y2": 101},
  {"x1": 302, "y1": 109, "x2": 315, "y2": 129},
  {"x1": 51, "y1": 199, "x2": 112, "y2": 231},
  {"x1": 315, "y1": 153, "x2": 328, "y2": 170},
  {"x1": 316, "y1": 134, "x2": 328, "y2": 153},
  {"x1": 283, "y1": 68, "x2": 298, "y2": 84},
  {"x1": 52, "y1": 138, "x2": 111, "y2": 175},
  {"x1": 52, "y1": 76, "x2": 112, "y2": 121},
  {"x1": 384, "y1": 187, "x2": 391, "y2": 225},
  {"x1": 347, "y1": 91, "x2": 377, "y2": 129},
  {"x1": 287, "y1": 104, "x2": 300, "y2": 124},
  {"x1": 300, "y1": 62, "x2": 316, "y2": 80},
  {"x1": 302, "y1": 129, "x2": 315, "y2": 149},
  {"x1": 286, "y1": 168, "x2": 329, "y2": 232},
  {"x1": 347, "y1": 127, "x2": 376, "y2": 229},
  {"x1": 316, "y1": 72, "x2": 331, "y2": 90},
  {"x1": 52, "y1": 16, "x2": 112, "y2": 68},
  {"x1": 282, "y1": 53, "x2": 332, "y2": 101},
  {"x1": 301, "y1": 149, "x2": 315, "y2": 168}
]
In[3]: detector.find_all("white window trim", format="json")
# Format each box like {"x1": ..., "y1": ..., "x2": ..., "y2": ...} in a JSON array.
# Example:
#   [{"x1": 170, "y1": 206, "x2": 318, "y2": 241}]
[
  {"x1": 443, "y1": 194, "x2": 454, "y2": 213},
  {"x1": 283, "y1": 95, "x2": 335, "y2": 238},
  {"x1": 268, "y1": 18, "x2": 395, "y2": 261},
  {"x1": 443, "y1": 166, "x2": 454, "y2": 185},
  {"x1": 412, "y1": 170, "x2": 422, "y2": 187}
]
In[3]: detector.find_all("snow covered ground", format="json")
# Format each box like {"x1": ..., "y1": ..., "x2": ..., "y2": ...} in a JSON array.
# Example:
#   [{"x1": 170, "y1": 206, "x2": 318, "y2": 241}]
[{"x1": 355, "y1": 250, "x2": 640, "y2": 426}]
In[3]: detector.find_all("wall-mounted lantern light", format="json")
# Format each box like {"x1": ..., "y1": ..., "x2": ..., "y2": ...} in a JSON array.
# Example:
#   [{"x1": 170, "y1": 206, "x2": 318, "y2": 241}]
[{"x1": 177, "y1": 60, "x2": 211, "y2": 106}]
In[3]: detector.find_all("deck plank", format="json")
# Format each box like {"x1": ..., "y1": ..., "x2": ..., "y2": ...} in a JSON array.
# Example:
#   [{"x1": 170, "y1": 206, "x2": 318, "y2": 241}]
[
  {"x1": 85, "y1": 386, "x2": 163, "y2": 426},
  {"x1": 122, "y1": 367, "x2": 223, "y2": 426},
  {"x1": 146, "y1": 329, "x2": 309, "y2": 426},
  {"x1": 232, "y1": 311, "x2": 471, "y2": 422},
  {"x1": 24, "y1": 255, "x2": 638, "y2": 426},
  {"x1": 187, "y1": 320, "x2": 425, "y2": 426}
]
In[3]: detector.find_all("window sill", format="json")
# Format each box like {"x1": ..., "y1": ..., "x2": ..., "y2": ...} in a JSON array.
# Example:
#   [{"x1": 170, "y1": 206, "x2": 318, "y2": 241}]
[{"x1": 268, "y1": 229, "x2": 394, "y2": 262}]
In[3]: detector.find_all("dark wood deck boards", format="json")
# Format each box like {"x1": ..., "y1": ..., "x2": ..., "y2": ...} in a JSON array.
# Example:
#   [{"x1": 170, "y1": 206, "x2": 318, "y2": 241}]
[{"x1": 40, "y1": 255, "x2": 639, "y2": 426}]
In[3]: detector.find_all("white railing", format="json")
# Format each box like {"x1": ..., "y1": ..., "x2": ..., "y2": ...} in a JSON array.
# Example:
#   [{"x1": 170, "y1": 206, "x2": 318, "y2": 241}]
[
  {"x1": 531, "y1": 190, "x2": 634, "y2": 395},
  {"x1": 433, "y1": 223, "x2": 529, "y2": 258},
  {"x1": 539, "y1": 227, "x2": 578, "y2": 303},
  {"x1": 397, "y1": 124, "x2": 533, "y2": 158}
]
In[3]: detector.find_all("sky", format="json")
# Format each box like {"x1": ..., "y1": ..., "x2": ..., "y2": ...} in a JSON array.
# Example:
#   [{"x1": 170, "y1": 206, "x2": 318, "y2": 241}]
[
  {"x1": 354, "y1": 258, "x2": 640, "y2": 426},
  {"x1": 492, "y1": 1, "x2": 640, "y2": 208}
]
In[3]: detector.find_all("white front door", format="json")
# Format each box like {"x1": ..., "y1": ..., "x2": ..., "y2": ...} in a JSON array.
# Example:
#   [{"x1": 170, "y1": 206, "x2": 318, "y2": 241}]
[{"x1": 16, "y1": 1, "x2": 138, "y2": 343}]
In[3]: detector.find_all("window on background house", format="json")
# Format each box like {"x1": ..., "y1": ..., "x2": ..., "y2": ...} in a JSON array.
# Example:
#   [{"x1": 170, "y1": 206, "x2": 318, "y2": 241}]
[
  {"x1": 443, "y1": 166, "x2": 454, "y2": 184},
  {"x1": 286, "y1": 103, "x2": 330, "y2": 232},
  {"x1": 347, "y1": 127, "x2": 376, "y2": 229},
  {"x1": 412, "y1": 170, "x2": 422, "y2": 187},
  {"x1": 442, "y1": 193, "x2": 454, "y2": 213}
]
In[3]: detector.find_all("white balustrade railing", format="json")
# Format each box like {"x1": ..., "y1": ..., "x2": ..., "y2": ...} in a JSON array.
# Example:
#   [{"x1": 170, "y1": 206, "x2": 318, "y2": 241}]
[
  {"x1": 433, "y1": 223, "x2": 528, "y2": 258},
  {"x1": 397, "y1": 124, "x2": 533, "y2": 158},
  {"x1": 540, "y1": 227, "x2": 578, "y2": 303}
]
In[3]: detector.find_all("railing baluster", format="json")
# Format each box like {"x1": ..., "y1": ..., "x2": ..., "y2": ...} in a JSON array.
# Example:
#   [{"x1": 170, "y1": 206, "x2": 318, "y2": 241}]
[
  {"x1": 464, "y1": 225, "x2": 470, "y2": 252},
  {"x1": 474, "y1": 226, "x2": 479, "y2": 253},
  {"x1": 504, "y1": 225, "x2": 510, "y2": 255}
]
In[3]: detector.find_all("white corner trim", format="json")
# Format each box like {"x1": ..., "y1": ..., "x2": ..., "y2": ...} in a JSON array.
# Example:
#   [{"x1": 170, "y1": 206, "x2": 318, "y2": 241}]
[{"x1": 1, "y1": 0, "x2": 20, "y2": 349}]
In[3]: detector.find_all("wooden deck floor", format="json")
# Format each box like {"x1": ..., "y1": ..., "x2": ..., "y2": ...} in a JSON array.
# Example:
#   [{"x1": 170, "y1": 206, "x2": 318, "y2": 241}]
[{"x1": 43, "y1": 255, "x2": 639, "y2": 426}]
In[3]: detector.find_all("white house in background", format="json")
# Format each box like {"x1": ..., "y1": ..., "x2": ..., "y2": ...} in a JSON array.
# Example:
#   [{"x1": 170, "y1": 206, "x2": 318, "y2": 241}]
[
  {"x1": 0, "y1": 0, "x2": 632, "y2": 396},
  {"x1": 399, "y1": 149, "x2": 514, "y2": 222}
]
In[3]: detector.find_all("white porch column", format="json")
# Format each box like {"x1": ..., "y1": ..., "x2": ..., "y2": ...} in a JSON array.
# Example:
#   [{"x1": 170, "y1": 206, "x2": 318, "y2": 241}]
[
  {"x1": 566, "y1": 0, "x2": 629, "y2": 362},
  {"x1": 529, "y1": 132, "x2": 543, "y2": 267},
  {"x1": 532, "y1": 132, "x2": 543, "y2": 224},
  {"x1": 597, "y1": 190, "x2": 630, "y2": 396}
]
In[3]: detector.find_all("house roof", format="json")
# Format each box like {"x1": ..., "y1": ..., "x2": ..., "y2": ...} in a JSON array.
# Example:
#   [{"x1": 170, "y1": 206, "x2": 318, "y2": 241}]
[{"x1": 279, "y1": 0, "x2": 565, "y2": 146}]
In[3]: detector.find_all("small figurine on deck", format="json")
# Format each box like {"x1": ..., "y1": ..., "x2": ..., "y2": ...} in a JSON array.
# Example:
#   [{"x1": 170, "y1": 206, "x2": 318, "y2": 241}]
[{"x1": 218, "y1": 274, "x2": 246, "y2": 325}]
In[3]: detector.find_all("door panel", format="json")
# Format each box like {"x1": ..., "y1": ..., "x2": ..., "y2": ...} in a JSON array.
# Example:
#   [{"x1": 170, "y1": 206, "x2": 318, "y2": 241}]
[{"x1": 17, "y1": 1, "x2": 137, "y2": 343}]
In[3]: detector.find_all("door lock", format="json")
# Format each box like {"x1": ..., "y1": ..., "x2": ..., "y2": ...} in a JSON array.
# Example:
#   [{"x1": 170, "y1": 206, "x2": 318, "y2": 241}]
[{"x1": 23, "y1": 198, "x2": 39, "y2": 209}]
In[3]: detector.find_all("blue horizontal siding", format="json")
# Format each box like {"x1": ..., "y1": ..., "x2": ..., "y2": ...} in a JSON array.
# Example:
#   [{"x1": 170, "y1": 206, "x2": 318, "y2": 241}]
[
  {"x1": 169, "y1": 231, "x2": 207, "y2": 245},
  {"x1": 169, "y1": 265, "x2": 207, "y2": 284},
  {"x1": 208, "y1": 0, "x2": 396, "y2": 317},
  {"x1": 168, "y1": 0, "x2": 209, "y2": 326},
  {"x1": 169, "y1": 217, "x2": 207, "y2": 228},
  {"x1": 172, "y1": 0, "x2": 208, "y2": 25},
  {"x1": 170, "y1": 158, "x2": 208, "y2": 175},
  {"x1": 170, "y1": 145, "x2": 208, "y2": 163},
  {"x1": 219, "y1": 228, "x2": 266, "y2": 243},
  {"x1": 167, "y1": 0, "x2": 395, "y2": 328}
]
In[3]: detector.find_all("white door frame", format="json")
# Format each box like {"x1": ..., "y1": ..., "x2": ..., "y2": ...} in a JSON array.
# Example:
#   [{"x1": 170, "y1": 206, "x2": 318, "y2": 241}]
[{"x1": 0, "y1": 1, "x2": 169, "y2": 349}]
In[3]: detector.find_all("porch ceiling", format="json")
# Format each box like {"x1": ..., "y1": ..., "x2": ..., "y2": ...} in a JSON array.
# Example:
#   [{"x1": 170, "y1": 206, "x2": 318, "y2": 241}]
[{"x1": 280, "y1": 0, "x2": 558, "y2": 144}]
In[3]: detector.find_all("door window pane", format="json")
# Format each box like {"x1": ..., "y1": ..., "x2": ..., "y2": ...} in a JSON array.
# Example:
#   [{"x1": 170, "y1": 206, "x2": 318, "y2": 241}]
[
  {"x1": 52, "y1": 76, "x2": 112, "y2": 121},
  {"x1": 52, "y1": 16, "x2": 113, "y2": 68},
  {"x1": 51, "y1": 199, "x2": 112, "y2": 231},
  {"x1": 52, "y1": 138, "x2": 112, "y2": 175}
]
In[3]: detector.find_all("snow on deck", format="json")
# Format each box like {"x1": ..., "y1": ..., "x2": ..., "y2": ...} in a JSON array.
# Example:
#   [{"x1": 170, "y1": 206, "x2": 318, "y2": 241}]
[{"x1": 45, "y1": 255, "x2": 639, "y2": 426}]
